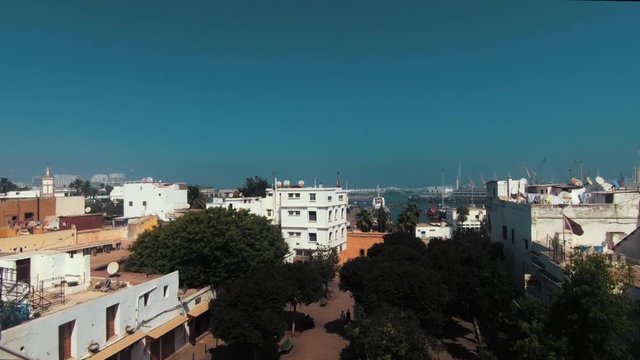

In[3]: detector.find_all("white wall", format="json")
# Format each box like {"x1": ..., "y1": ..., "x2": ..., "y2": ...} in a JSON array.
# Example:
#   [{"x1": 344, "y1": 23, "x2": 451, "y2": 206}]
[
  {"x1": 0, "y1": 272, "x2": 182, "y2": 360},
  {"x1": 416, "y1": 224, "x2": 452, "y2": 240},
  {"x1": 55, "y1": 196, "x2": 85, "y2": 217},
  {"x1": 124, "y1": 183, "x2": 188, "y2": 221}
]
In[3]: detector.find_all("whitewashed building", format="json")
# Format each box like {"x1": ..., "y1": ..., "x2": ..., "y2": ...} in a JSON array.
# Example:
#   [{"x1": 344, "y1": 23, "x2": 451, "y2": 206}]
[
  {"x1": 123, "y1": 181, "x2": 188, "y2": 222},
  {"x1": 415, "y1": 223, "x2": 452, "y2": 241},
  {"x1": 445, "y1": 207, "x2": 486, "y2": 231},
  {"x1": 0, "y1": 251, "x2": 214, "y2": 360},
  {"x1": 486, "y1": 179, "x2": 640, "y2": 302},
  {"x1": 207, "y1": 180, "x2": 349, "y2": 261}
]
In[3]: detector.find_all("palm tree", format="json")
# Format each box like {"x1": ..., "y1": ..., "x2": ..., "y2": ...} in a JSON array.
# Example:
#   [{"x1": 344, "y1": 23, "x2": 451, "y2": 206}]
[
  {"x1": 376, "y1": 207, "x2": 390, "y2": 233},
  {"x1": 188, "y1": 185, "x2": 208, "y2": 209},
  {"x1": 356, "y1": 208, "x2": 374, "y2": 232},
  {"x1": 396, "y1": 206, "x2": 418, "y2": 234}
]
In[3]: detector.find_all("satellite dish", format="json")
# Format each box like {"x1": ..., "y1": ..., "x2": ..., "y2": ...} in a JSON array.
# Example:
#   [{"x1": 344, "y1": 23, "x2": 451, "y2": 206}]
[
  {"x1": 283, "y1": 180, "x2": 291, "y2": 187},
  {"x1": 106, "y1": 262, "x2": 120, "y2": 276},
  {"x1": 602, "y1": 182, "x2": 613, "y2": 191},
  {"x1": 85, "y1": 207, "x2": 91, "y2": 213},
  {"x1": 595, "y1": 176, "x2": 605, "y2": 185},
  {"x1": 298, "y1": 180, "x2": 305, "y2": 188},
  {"x1": 586, "y1": 176, "x2": 593, "y2": 186},
  {"x1": 559, "y1": 191, "x2": 572, "y2": 203},
  {"x1": 276, "y1": 181, "x2": 282, "y2": 188}
]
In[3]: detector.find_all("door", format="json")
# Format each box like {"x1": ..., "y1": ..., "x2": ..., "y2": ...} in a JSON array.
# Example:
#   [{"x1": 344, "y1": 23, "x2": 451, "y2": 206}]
[
  {"x1": 150, "y1": 340, "x2": 160, "y2": 360},
  {"x1": 161, "y1": 329, "x2": 175, "y2": 359},
  {"x1": 106, "y1": 304, "x2": 118, "y2": 339},
  {"x1": 58, "y1": 320, "x2": 74, "y2": 360},
  {"x1": 16, "y1": 258, "x2": 30, "y2": 284}
]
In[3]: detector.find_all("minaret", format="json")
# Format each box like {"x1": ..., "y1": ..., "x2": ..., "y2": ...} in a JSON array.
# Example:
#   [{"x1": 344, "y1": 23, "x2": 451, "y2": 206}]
[{"x1": 41, "y1": 165, "x2": 55, "y2": 198}]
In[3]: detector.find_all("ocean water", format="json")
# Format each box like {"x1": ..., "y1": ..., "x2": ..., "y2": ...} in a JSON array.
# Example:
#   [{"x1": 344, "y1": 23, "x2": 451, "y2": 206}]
[{"x1": 348, "y1": 190, "x2": 484, "y2": 222}]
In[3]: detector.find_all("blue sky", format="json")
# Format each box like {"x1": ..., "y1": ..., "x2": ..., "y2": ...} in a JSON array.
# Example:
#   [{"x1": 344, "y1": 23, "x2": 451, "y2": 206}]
[{"x1": 1, "y1": 0, "x2": 639, "y2": 188}]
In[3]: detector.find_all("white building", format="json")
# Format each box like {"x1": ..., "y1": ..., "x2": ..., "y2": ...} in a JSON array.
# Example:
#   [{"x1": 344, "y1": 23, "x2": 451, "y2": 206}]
[
  {"x1": 123, "y1": 181, "x2": 188, "y2": 222},
  {"x1": 415, "y1": 223, "x2": 452, "y2": 241},
  {"x1": 0, "y1": 251, "x2": 214, "y2": 360},
  {"x1": 208, "y1": 180, "x2": 349, "y2": 261},
  {"x1": 445, "y1": 207, "x2": 486, "y2": 231},
  {"x1": 486, "y1": 179, "x2": 640, "y2": 302}
]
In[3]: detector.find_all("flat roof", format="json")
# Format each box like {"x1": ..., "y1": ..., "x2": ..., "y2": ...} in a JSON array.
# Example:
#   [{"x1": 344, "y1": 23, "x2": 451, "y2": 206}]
[{"x1": 0, "y1": 250, "x2": 60, "y2": 260}]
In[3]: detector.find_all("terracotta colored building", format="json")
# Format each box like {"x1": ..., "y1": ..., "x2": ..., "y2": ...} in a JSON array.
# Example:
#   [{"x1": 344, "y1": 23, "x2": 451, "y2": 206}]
[
  {"x1": 339, "y1": 231, "x2": 386, "y2": 264},
  {"x1": 0, "y1": 197, "x2": 56, "y2": 226}
]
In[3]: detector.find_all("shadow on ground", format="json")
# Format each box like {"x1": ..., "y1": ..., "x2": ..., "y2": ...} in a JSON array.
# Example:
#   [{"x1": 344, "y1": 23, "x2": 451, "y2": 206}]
[
  {"x1": 285, "y1": 311, "x2": 316, "y2": 334},
  {"x1": 440, "y1": 317, "x2": 474, "y2": 341},
  {"x1": 209, "y1": 343, "x2": 280, "y2": 360},
  {"x1": 324, "y1": 319, "x2": 348, "y2": 338}
]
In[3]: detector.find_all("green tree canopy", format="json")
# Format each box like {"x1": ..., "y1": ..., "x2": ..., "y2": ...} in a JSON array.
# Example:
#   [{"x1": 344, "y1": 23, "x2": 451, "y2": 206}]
[
  {"x1": 210, "y1": 264, "x2": 287, "y2": 359},
  {"x1": 0, "y1": 178, "x2": 19, "y2": 193},
  {"x1": 187, "y1": 185, "x2": 208, "y2": 209},
  {"x1": 376, "y1": 207, "x2": 390, "y2": 233},
  {"x1": 396, "y1": 204, "x2": 420, "y2": 234},
  {"x1": 239, "y1": 176, "x2": 270, "y2": 197},
  {"x1": 310, "y1": 245, "x2": 340, "y2": 298},
  {"x1": 127, "y1": 207, "x2": 288, "y2": 288},
  {"x1": 355, "y1": 208, "x2": 374, "y2": 232},
  {"x1": 283, "y1": 262, "x2": 323, "y2": 333},
  {"x1": 548, "y1": 254, "x2": 635, "y2": 360},
  {"x1": 456, "y1": 206, "x2": 470, "y2": 224}
]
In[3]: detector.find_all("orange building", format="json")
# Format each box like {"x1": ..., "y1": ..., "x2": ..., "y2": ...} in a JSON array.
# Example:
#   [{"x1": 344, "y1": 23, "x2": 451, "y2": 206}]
[
  {"x1": 339, "y1": 231, "x2": 386, "y2": 264},
  {"x1": 0, "y1": 197, "x2": 56, "y2": 225}
]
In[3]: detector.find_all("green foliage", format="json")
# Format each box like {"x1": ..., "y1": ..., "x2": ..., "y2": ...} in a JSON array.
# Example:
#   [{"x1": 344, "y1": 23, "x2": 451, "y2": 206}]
[
  {"x1": 104, "y1": 184, "x2": 114, "y2": 195},
  {"x1": 341, "y1": 306, "x2": 428, "y2": 360},
  {"x1": 70, "y1": 178, "x2": 84, "y2": 195},
  {"x1": 283, "y1": 262, "x2": 323, "y2": 333},
  {"x1": 239, "y1": 176, "x2": 269, "y2": 197},
  {"x1": 456, "y1": 206, "x2": 469, "y2": 224},
  {"x1": 396, "y1": 204, "x2": 420, "y2": 234},
  {"x1": 87, "y1": 199, "x2": 124, "y2": 217},
  {"x1": 310, "y1": 246, "x2": 340, "y2": 297},
  {"x1": 187, "y1": 185, "x2": 208, "y2": 209},
  {"x1": 356, "y1": 208, "x2": 374, "y2": 232},
  {"x1": 0, "y1": 178, "x2": 20, "y2": 193},
  {"x1": 376, "y1": 207, "x2": 390, "y2": 233},
  {"x1": 548, "y1": 255, "x2": 635, "y2": 360},
  {"x1": 127, "y1": 207, "x2": 288, "y2": 288},
  {"x1": 210, "y1": 264, "x2": 287, "y2": 359}
]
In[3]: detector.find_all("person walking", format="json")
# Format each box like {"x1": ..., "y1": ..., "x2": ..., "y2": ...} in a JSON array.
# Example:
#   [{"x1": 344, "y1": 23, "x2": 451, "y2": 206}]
[
  {"x1": 345, "y1": 309, "x2": 351, "y2": 322},
  {"x1": 340, "y1": 310, "x2": 345, "y2": 322}
]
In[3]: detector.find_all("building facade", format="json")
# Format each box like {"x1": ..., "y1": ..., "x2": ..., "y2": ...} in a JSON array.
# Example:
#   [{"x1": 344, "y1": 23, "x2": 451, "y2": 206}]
[
  {"x1": 486, "y1": 179, "x2": 640, "y2": 301},
  {"x1": 123, "y1": 181, "x2": 188, "y2": 222}
]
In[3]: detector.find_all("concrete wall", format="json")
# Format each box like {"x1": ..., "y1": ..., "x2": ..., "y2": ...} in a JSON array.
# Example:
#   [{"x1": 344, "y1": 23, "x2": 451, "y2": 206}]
[
  {"x1": 124, "y1": 183, "x2": 188, "y2": 221},
  {"x1": 0, "y1": 197, "x2": 56, "y2": 228},
  {"x1": 416, "y1": 224, "x2": 452, "y2": 240},
  {"x1": 126, "y1": 215, "x2": 159, "y2": 240},
  {"x1": 340, "y1": 232, "x2": 385, "y2": 264},
  {"x1": 77, "y1": 228, "x2": 125, "y2": 244},
  {"x1": 0, "y1": 252, "x2": 90, "y2": 292},
  {"x1": 0, "y1": 229, "x2": 77, "y2": 252},
  {"x1": 55, "y1": 196, "x2": 85, "y2": 217},
  {"x1": 0, "y1": 272, "x2": 182, "y2": 360}
]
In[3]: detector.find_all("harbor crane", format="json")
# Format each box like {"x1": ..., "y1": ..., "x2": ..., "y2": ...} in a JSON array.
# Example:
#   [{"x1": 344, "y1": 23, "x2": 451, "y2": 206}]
[{"x1": 523, "y1": 158, "x2": 546, "y2": 184}]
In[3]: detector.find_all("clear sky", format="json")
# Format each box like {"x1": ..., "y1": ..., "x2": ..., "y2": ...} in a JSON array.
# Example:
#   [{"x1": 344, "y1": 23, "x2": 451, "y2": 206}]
[{"x1": 1, "y1": 0, "x2": 639, "y2": 188}]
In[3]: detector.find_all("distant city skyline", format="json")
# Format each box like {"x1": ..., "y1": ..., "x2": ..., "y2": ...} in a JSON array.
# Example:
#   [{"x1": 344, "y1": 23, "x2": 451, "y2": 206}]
[{"x1": 1, "y1": 1, "x2": 639, "y2": 188}]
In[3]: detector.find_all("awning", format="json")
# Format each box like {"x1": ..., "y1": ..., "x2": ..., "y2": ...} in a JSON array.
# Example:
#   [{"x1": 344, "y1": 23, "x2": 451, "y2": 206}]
[
  {"x1": 89, "y1": 331, "x2": 145, "y2": 360},
  {"x1": 187, "y1": 302, "x2": 209, "y2": 318},
  {"x1": 146, "y1": 316, "x2": 188, "y2": 339}
]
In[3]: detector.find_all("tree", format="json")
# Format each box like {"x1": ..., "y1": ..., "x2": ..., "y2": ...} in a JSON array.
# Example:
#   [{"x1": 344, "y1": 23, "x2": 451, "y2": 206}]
[
  {"x1": 310, "y1": 245, "x2": 340, "y2": 298},
  {"x1": 396, "y1": 206, "x2": 418, "y2": 234},
  {"x1": 81, "y1": 180, "x2": 93, "y2": 197},
  {"x1": 210, "y1": 264, "x2": 287, "y2": 360},
  {"x1": 341, "y1": 306, "x2": 428, "y2": 360},
  {"x1": 127, "y1": 207, "x2": 288, "y2": 288},
  {"x1": 355, "y1": 208, "x2": 374, "y2": 232},
  {"x1": 187, "y1": 185, "x2": 208, "y2": 209},
  {"x1": 0, "y1": 178, "x2": 19, "y2": 193},
  {"x1": 70, "y1": 178, "x2": 84, "y2": 195},
  {"x1": 548, "y1": 254, "x2": 635, "y2": 360},
  {"x1": 88, "y1": 199, "x2": 124, "y2": 217},
  {"x1": 283, "y1": 262, "x2": 323, "y2": 334},
  {"x1": 456, "y1": 206, "x2": 470, "y2": 225},
  {"x1": 104, "y1": 184, "x2": 114, "y2": 195},
  {"x1": 239, "y1": 176, "x2": 269, "y2": 197},
  {"x1": 376, "y1": 207, "x2": 390, "y2": 233}
]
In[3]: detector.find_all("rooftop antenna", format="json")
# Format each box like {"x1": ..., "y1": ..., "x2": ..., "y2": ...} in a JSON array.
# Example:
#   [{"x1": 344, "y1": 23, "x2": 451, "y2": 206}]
[
  {"x1": 441, "y1": 169, "x2": 445, "y2": 208},
  {"x1": 456, "y1": 161, "x2": 461, "y2": 190}
]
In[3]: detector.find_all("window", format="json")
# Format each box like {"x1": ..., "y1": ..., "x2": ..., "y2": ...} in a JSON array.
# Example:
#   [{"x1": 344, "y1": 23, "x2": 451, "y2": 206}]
[
  {"x1": 24, "y1": 212, "x2": 34, "y2": 220},
  {"x1": 511, "y1": 229, "x2": 515, "y2": 244},
  {"x1": 341, "y1": 228, "x2": 345, "y2": 237},
  {"x1": 339, "y1": 195, "x2": 344, "y2": 201},
  {"x1": 288, "y1": 193, "x2": 301, "y2": 199},
  {"x1": 309, "y1": 211, "x2": 317, "y2": 221},
  {"x1": 328, "y1": 210, "x2": 333, "y2": 221},
  {"x1": 128, "y1": 201, "x2": 133, "y2": 207},
  {"x1": 329, "y1": 232, "x2": 333, "y2": 241},
  {"x1": 309, "y1": 193, "x2": 316, "y2": 201},
  {"x1": 523, "y1": 238, "x2": 529, "y2": 250},
  {"x1": 141, "y1": 292, "x2": 150, "y2": 307},
  {"x1": 341, "y1": 208, "x2": 345, "y2": 218},
  {"x1": 106, "y1": 304, "x2": 118, "y2": 339},
  {"x1": 328, "y1": 196, "x2": 333, "y2": 202},
  {"x1": 359, "y1": 249, "x2": 365, "y2": 257},
  {"x1": 267, "y1": 209, "x2": 272, "y2": 216},
  {"x1": 288, "y1": 210, "x2": 300, "y2": 216},
  {"x1": 287, "y1": 232, "x2": 301, "y2": 237},
  {"x1": 309, "y1": 233, "x2": 317, "y2": 242},
  {"x1": 502, "y1": 226, "x2": 507, "y2": 240},
  {"x1": 142, "y1": 201, "x2": 147, "y2": 207},
  {"x1": 163, "y1": 285, "x2": 169, "y2": 298}
]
